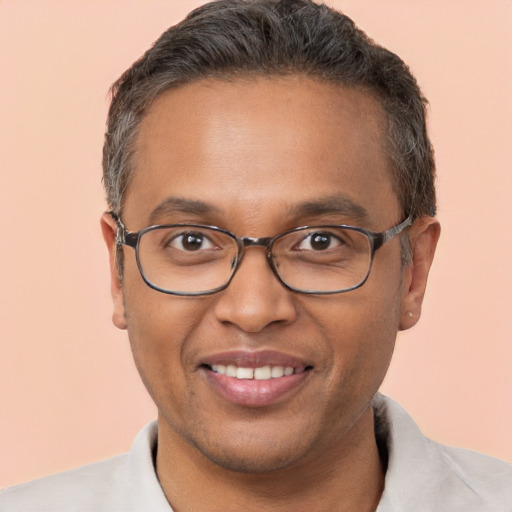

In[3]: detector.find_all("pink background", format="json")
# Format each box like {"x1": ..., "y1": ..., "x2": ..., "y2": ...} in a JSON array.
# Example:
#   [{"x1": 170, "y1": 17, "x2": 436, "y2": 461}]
[{"x1": 1, "y1": 1, "x2": 511, "y2": 487}]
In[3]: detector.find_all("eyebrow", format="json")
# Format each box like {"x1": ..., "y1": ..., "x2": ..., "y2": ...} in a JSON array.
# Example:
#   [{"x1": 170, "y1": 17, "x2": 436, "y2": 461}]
[
  {"x1": 289, "y1": 195, "x2": 369, "y2": 223},
  {"x1": 147, "y1": 194, "x2": 369, "y2": 226},
  {"x1": 148, "y1": 197, "x2": 221, "y2": 225}
]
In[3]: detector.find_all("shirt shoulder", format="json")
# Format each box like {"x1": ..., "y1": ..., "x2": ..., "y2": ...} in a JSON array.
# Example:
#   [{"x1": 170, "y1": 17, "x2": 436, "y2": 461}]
[
  {"x1": 435, "y1": 441, "x2": 512, "y2": 506},
  {"x1": 0, "y1": 454, "x2": 131, "y2": 512},
  {"x1": 374, "y1": 394, "x2": 512, "y2": 512},
  {"x1": 0, "y1": 420, "x2": 171, "y2": 512}
]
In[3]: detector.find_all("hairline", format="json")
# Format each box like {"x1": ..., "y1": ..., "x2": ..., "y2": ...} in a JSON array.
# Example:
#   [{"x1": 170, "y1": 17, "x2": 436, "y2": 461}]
[{"x1": 115, "y1": 72, "x2": 403, "y2": 218}]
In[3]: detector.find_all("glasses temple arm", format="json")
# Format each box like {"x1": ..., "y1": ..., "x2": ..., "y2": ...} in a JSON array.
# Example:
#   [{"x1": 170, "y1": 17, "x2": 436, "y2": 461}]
[
  {"x1": 382, "y1": 215, "x2": 413, "y2": 244},
  {"x1": 107, "y1": 210, "x2": 129, "y2": 245}
]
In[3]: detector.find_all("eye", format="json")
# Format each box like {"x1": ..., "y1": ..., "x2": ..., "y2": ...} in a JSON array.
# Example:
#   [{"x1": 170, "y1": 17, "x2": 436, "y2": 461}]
[
  {"x1": 296, "y1": 231, "x2": 342, "y2": 251},
  {"x1": 169, "y1": 231, "x2": 215, "y2": 251}
]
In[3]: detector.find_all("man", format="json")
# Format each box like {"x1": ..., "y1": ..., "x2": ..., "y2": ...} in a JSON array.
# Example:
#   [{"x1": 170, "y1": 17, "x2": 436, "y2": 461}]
[{"x1": 1, "y1": 0, "x2": 510, "y2": 510}]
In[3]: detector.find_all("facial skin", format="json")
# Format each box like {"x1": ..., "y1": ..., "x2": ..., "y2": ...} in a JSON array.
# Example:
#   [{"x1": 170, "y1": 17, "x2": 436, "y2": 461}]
[{"x1": 101, "y1": 76, "x2": 439, "y2": 511}]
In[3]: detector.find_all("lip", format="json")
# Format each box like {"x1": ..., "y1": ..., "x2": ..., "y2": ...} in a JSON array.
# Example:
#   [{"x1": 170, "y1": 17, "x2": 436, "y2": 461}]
[
  {"x1": 200, "y1": 350, "x2": 313, "y2": 407},
  {"x1": 201, "y1": 350, "x2": 311, "y2": 368}
]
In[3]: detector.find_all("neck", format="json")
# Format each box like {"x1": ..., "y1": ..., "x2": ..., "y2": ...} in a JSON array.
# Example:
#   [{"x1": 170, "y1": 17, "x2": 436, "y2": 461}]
[{"x1": 156, "y1": 406, "x2": 385, "y2": 512}]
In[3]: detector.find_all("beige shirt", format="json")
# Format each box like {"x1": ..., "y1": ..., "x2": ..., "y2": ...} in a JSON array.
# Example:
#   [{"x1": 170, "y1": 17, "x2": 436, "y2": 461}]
[{"x1": 2, "y1": 394, "x2": 511, "y2": 511}]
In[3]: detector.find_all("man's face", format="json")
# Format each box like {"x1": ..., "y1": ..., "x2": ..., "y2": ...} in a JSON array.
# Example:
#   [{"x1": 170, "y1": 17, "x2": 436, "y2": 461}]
[{"x1": 109, "y1": 77, "x2": 410, "y2": 473}]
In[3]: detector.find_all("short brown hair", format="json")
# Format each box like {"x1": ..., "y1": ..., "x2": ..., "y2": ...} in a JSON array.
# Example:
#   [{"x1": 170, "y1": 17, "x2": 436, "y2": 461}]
[{"x1": 103, "y1": 0, "x2": 436, "y2": 223}]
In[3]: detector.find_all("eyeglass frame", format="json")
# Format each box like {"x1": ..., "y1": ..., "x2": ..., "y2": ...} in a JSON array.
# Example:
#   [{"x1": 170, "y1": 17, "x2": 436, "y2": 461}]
[{"x1": 109, "y1": 211, "x2": 413, "y2": 296}]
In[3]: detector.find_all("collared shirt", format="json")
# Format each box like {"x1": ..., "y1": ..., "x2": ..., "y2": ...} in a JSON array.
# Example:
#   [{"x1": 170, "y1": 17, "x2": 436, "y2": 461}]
[{"x1": 2, "y1": 394, "x2": 511, "y2": 511}]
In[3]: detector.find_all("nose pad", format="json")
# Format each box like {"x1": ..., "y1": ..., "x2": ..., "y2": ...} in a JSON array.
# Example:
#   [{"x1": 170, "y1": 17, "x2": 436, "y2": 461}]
[{"x1": 213, "y1": 248, "x2": 297, "y2": 333}]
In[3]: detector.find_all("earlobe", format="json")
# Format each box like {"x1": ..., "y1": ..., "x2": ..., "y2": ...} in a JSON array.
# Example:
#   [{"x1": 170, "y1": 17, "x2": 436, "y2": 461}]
[
  {"x1": 399, "y1": 217, "x2": 440, "y2": 331},
  {"x1": 100, "y1": 213, "x2": 128, "y2": 330}
]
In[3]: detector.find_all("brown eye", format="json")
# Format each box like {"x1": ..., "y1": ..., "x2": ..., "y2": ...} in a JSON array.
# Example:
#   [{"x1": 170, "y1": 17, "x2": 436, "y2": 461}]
[
  {"x1": 170, "y1": 232, "x2": 214, "y2": 251},
  {"x1": 297, "y1": 232, "x2": 341, "y2": 251},
  {"x1": 310, "y1": 233, "x2": 331, "y2": 250}
]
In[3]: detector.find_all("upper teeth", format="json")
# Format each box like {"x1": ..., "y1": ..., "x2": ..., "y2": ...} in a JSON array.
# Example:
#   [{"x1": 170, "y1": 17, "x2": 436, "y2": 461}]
[{"x1": 211, "y1": 365, "x2": 295, "y2": 380}]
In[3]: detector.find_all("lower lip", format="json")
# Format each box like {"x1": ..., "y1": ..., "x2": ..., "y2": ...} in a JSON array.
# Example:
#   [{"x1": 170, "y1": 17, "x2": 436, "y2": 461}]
[{"x1": 203, "y1": 369, "x2": 310, "y2": 407}]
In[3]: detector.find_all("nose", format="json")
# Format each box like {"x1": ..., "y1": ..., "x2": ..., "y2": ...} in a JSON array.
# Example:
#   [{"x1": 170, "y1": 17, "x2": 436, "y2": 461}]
[{"x1": 212, "y1": 248, "x2": 297, "y2": 333}]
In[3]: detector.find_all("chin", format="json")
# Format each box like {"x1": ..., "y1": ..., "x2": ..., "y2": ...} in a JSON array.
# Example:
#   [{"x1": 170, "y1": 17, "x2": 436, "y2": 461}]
[
  {"x1": 188, "y1": 434, "x2": 312, "y2": 474},
  {"x1": 197, "y1": 447, "x2": 302, "y2": 474}
]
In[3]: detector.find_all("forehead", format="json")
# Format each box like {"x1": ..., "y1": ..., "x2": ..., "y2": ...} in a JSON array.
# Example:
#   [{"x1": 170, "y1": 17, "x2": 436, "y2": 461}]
[{"x1": 125, "y1": 76, "x2": 399, "y2": 230}]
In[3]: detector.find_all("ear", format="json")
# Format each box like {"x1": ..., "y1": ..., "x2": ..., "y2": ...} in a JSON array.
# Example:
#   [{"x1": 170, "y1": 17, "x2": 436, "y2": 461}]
[
  {"x1": 399, "y1": 217, "x2": 440, "y2": 330},
  {"x1": 100, "y1": 213, "x2": 128, "y2": 330}
]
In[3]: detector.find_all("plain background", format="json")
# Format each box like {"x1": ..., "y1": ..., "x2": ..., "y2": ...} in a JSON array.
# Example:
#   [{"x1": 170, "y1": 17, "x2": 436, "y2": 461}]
[{"x1": 1, "y1": 0, "x2": 511, "y2": 488}]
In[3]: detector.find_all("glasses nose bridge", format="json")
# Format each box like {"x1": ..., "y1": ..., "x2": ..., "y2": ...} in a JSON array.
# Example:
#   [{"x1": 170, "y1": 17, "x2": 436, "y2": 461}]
[
  {"x1": 238, "y1": 235, "x2": 274, "y2": 259},
  {"x1": 240, "y1": 235, "x2": 273, "y2": 248},
  {"x1": 235, "y1": 234, "x2": 273, "y2": 260},
  {"x1": 231, "y1": 235, "x2": 277, "y2": 281}
]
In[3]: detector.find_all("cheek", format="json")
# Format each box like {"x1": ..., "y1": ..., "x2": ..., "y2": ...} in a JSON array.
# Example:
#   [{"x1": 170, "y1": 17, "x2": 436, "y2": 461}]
[
  {"x1": 121, "y1": 271, "x2": 209, "y2": 401},
  {"x1": 309, "y1": 272, "x2": 402, "y2": 385},
  {"x1": 122, "y1": 256, "x2": 209, "y2": 345}
]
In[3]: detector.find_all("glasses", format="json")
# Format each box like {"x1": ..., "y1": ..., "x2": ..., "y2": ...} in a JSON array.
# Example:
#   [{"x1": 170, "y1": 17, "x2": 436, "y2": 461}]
[{"x1": 110, "y1": 212, "x2": 412, "y2": 296}]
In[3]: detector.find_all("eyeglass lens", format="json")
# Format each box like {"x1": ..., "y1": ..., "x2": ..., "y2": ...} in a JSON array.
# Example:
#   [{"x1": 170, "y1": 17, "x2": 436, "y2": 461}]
[{"x1": 136, "y1": 225, "x2": 373, "y2": 294}]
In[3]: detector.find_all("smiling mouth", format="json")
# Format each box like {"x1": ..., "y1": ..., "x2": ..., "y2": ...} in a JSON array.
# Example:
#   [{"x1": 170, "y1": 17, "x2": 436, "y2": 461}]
[
  {"x1": 206, "y1": 364, "x2": 311, "y2": 380},
  {"x1": 199, "y1": 351, "x2": 314, "y2": 406}
]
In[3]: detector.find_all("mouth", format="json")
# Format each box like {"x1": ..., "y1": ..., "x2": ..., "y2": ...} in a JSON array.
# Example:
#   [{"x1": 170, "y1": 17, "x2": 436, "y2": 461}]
[
  {"x1": 206, "y1": 364, "x2": 308, "y2": 380},
  {"x1": 200, "y1": 351, "x2": 314, "y2": 407}
]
